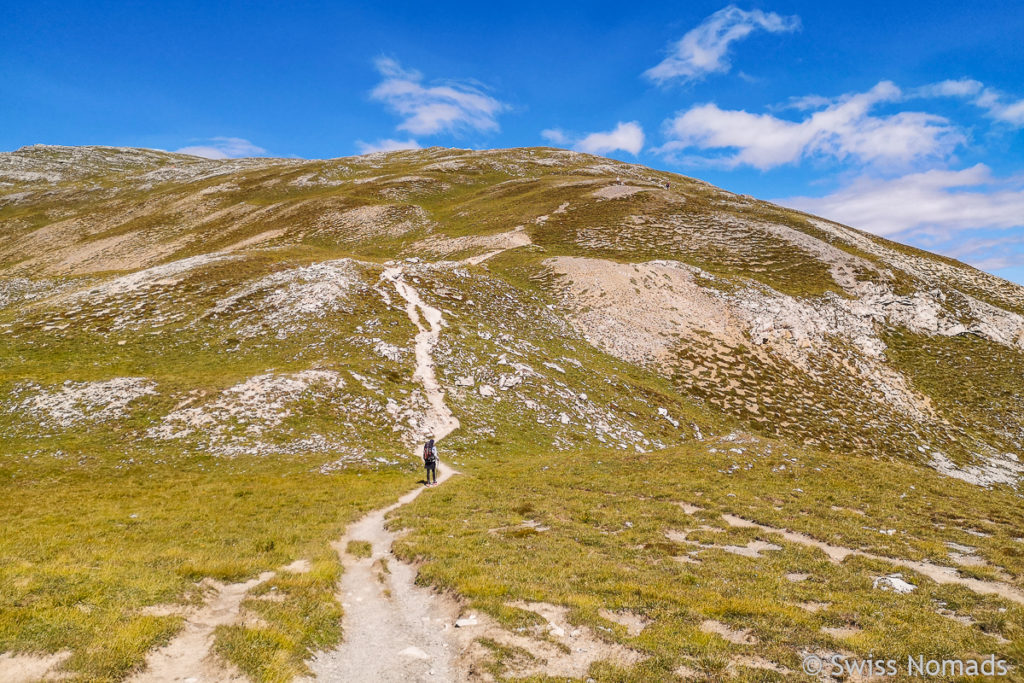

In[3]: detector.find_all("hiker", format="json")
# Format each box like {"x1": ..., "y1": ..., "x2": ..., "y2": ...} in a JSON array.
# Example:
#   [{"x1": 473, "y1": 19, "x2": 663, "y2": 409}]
[{"x1": 423, "y1": 437, "x2": 438, "y2": 486}]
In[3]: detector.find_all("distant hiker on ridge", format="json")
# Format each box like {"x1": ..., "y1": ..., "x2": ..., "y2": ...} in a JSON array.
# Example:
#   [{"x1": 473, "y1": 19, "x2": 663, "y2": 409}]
[{"x1": 423, "y1": 437, "x2": 438, "y2": 486}]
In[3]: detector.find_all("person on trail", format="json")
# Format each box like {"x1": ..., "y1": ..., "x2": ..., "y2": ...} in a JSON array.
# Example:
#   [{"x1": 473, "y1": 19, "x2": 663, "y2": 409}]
[{"x1": 423, "y1": 437, "x2": 438, "y2": 486}]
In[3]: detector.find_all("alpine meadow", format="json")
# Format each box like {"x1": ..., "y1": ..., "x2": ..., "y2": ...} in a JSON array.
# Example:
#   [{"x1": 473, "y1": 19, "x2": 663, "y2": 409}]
[{"x1": 0, "y1": 143, "x2": 1023, "y2": 681}]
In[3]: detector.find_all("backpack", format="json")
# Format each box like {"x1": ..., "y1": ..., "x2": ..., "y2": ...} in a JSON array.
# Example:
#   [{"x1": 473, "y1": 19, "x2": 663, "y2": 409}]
[{"x1": 423, "y1": 441, "x2": 436, "y2": 462}]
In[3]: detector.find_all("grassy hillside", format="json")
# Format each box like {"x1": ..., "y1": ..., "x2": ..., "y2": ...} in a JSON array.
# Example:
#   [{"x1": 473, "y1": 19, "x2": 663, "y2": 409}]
[
  {"x1": 2, "y1": 145, "x2": 1023, "y2": 681},
  {"x1": 394, "y1": 440, "x2": 1024, "y2": 681}
]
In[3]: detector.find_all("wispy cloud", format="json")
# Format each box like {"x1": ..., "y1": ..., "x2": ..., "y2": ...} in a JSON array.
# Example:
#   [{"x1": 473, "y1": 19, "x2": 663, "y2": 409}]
[
  {"x1": 175, "y1": 137, "x2": 267, "y2": 159},
  {"x1": 369, "y1": 57, "x2": 506, "y2": 136},
  {"x1": 946, "y1": 234, "x2": 1024, "y2": 272},
  {"x1": 541, "y1": 122, "x2": 645, "y2": 156},
  {"x1": 975, "y1": 90, "x2": 1024, "y2": 127},
  {"x1": 355, "y1": 138, "x2": 422, "y2": 154},
  {"x1": 540, "y1": 128, "x2": 570, "y2": 145},
  {"x1": 779, "y1": 165, "x2": 1024, "y2": 271},
  {"x1": 644, "y1": 5, "x2": 800, "y2": 86},
  {"x1": 916, "y1": 78, "x2": 1024, "y2": 127},
  {"x1": 660, "y1": 81, "x2": 963, "y2": 169},
  {"x1": 914, "y1": 78, "x2": 985, "y2": 99},
  {"x1": 780, "y1": 164, "x2": 1024, "y2": 236}
]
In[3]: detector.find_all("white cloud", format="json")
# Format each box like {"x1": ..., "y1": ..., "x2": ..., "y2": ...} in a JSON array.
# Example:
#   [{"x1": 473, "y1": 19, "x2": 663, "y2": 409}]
[
  {"x1": 541, "y1": 128, "x2": 570, "y2": 145},
  {"x1": 970, "y1": 87, "x2": 1024, "y2": 127},
  {"x1": 369, "y1": 57, "x2": 505, "y2": 136},
  {"x1": 986, "y1": 97, "x2": 1024, "y2": 126},
  {"x1": 175, "y1": 137, "x2": 267, "y2": 159},
  {"x1": 644, "y1": 5, "x2": 800, "y2": 86},
  {"x1": 779, "y1": 164, "x2": 1024, "y2": 237},
  {"x1": 917, "y1": 78, "x2": 1024, "y2": 127},
  {"x1": 355, "y1": 138, "x2": 422, "y2": 154},
  {"x1": 660, "y1": 81, "x2": 964, "y2": 169},
  {"x1": 976, "y1": 90, "x2": 1024, "y2": 126},
  {"x1": 914, "y1": 78, "x2": 984, "y2": 98},
  {"x1": 540, "y1": 122, "x2": 645, "y2": 156},
  {"x1": 780, "y1": 94, "x2": 837, "y2": 111},
  {"x1": 573, "y1": 121, "x2": 645, "y2": 156}
]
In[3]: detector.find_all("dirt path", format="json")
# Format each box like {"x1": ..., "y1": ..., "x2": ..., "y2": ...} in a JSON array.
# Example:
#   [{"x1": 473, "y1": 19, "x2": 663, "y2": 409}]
[
  {"x1": 307, "y1": 465, "x2": 461, "y2": 682},
  {"x1": 463, "y1": 250, "x2": 505, "y2": 266},
  {"x1": 383, "y1": 266, "x2": 460, "y2": 442},
  {"x1": 462, "y1": 226, "x2": 532, "y2": 266},
  {"x1": 307, "y1": 266, "x2": 464, "y2": 681},
  {"x1": 129, "y1": 572, "x2": 274, "y2": 683},
  {"x1": 0, "y1": 652, "x2": 71, "y2": 683}
]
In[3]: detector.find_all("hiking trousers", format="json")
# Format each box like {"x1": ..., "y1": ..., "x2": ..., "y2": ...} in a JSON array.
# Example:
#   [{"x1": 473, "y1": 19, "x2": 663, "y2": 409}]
[{"x1": 425, "y1": 460, "x2": 437, "y2": 483}]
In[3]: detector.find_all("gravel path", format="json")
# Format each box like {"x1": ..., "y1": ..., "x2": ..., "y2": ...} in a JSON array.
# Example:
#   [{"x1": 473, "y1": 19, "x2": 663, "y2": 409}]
[{"x1": 308, "y1": 266, "x2": 464, "y2": 682}]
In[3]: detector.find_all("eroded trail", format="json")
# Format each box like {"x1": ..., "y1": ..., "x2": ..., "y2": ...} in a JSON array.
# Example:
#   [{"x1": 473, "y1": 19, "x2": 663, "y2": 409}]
[
  {"x1": 130, "y1": 572, "x2": 274, "y2": 682},
  {"x1": 308, "y1": 266, "x2": 463, "y2": 682},
  {"x1": 383, "y1": 266, "x2": 460, "y2": 443},
  {"x1": 721, "y1": 514, "x2": 1024, "y2": 605}
]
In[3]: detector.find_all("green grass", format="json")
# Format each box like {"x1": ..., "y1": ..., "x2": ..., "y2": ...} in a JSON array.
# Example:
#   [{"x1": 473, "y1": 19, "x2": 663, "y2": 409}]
[
  {"x1": 391, "y1": 439, "x2": 1024, "y2": 681},
  {"x1": 215, "y1": 555, "x2": 345, "y2": 682},
  {"x1": 0, "y1": 453, "x2": 415, "y2": 681},
  {"x1": 0, "y1": 248, "x2": 427, "y2": 680},
  {"x1": 885, "y1": 329, "x2": 1024, "y2": 460},
  {"x1": 346, "y1": 540, "x2": 372, "y2": 559}
]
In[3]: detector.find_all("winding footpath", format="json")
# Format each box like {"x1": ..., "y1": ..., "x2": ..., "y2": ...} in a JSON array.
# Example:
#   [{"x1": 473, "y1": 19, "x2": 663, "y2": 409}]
[
  {"x1": 383, "y1": 266, "x2": 461, "y2": 443},
  {"x1": 308, "y1": 266, "x2": 464, "y2": 682}
]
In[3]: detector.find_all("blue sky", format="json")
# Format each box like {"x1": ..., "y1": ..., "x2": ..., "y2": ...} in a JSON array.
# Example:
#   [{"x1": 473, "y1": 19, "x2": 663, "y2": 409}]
[{"x1": 3, "y1": 1, "x2": 1024, "y2": 282}]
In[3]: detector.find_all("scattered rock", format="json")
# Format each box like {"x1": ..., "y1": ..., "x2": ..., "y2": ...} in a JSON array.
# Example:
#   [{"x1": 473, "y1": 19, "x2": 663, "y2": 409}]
[
  {"x1": 12, "y1": 377, "x2": 157, "y2": 428},
  {"x1": 720, "y1": 540, "x2": 782, "y2": 558},
  {"x1": 497, "y1": 373, "x2": 522, "y2": 390},
  {"x1": 873, "y1": 574, "x2": 917, "y2": 594},
  {"x1": 454, "y1": 615, "x2": 478, "y2": 628}
]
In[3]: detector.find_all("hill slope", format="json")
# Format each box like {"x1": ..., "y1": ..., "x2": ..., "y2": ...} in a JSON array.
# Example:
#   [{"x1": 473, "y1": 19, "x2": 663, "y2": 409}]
[{"x1": 2, "y1": 145, "x2": 1023, "y2": 681}]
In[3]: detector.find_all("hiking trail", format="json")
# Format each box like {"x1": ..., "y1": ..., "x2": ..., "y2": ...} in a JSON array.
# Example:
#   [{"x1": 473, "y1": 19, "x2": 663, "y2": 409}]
[
  {"x1": 129, "y1": 572, "x2": 275, "y2": 683},
  {"x1": 307, "y1": 265, "x2": 464, "y2": 682}
]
